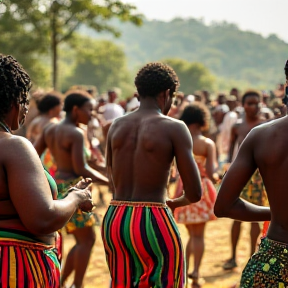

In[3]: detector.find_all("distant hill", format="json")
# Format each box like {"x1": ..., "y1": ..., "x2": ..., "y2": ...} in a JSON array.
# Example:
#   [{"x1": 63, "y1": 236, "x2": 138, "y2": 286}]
[{"x1": 79, "y1": 18, "x2": 288, "y2": 88}]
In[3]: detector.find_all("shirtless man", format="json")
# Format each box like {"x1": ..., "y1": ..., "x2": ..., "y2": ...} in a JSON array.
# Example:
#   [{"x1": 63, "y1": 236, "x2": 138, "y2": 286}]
[
  {"x1": 221, "y1": 90, "x2": 267, "y2": 270},
  {"x1": 35, "y1": 90, "x2": 108, "y2": 288},
  {"x1": 102, "y1": 62, "x2": 202, "y2": 288},
  {"x1": 27, "y1": 92, "x2": 63, "y2": 176},
  {"x1": 214, "y1": 80, "x2": 288, "y2": 286},
  {"x1": 26, "y1": 91, "x2": 62, "y2": 143}
]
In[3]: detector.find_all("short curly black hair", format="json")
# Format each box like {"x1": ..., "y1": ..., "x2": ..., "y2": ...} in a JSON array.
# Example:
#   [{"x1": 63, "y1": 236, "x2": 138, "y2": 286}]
[
  {"x1": 241, "y1": 89, "x2": 261, "y2": 106},
  {"x1": 63, "y1": 89, "x2": 92, "y2": 113},
  {"x1": 134, "y1": 62, "x2": 180, "y2": 98},
  {"x1": 36, "y1": 91, "x2": 62, "y2": 114},
  {"x1": 180, "y1": 102, "x2": 210, "y2": 131},
  {"x1": 0, "y1": 55, "x2": 31, "y2": 120}
]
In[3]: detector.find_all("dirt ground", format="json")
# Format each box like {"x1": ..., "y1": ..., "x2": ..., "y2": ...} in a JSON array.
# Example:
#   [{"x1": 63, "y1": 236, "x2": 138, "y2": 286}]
[{"x1": 62, "y1": 186, "x2": 255, "y2": 288}]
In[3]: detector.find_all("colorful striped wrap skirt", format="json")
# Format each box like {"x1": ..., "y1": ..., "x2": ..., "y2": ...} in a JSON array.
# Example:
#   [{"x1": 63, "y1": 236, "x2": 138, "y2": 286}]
[
  {"x1": 101, "y1": 200, "x2": 185, "y2": 288},
  {"x1": 0, "y1": 230, "x2": 60, "y2": 288}
]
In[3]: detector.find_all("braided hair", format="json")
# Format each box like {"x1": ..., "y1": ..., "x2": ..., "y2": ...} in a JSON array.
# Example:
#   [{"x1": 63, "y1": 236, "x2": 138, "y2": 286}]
[
  {"x1": 134, "y1": 62, "x2": 180, "y2": 98},
  {"x1": 0, "y1": 55, "x2": 32, "y2": 120}
]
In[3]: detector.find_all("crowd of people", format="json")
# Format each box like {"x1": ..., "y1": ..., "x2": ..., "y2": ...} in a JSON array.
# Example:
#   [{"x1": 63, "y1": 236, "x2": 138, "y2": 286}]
[{"x1": 0, "y1": 53, "x2": 288, "y2": 288}]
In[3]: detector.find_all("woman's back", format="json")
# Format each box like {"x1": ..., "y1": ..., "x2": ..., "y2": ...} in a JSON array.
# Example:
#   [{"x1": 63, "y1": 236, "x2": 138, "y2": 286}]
[
  {"x1": 42, "y1": 121, "x2": 82, "y2": 177},
  {"x1": 191, "y1": 134, "x2": 218, "y2": 181}
]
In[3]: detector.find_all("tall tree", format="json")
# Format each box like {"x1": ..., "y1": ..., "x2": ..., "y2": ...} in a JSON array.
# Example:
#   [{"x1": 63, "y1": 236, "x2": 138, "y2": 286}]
[
  {"x1": 1, "y1": 0, "x2": 142, "y2": 89},
  {"x1": 62, "y1": 36, "x2": 133, "y2": 95},
  {"x1": 0, "y1": 3, "x2": 50, "y2": 86},
  {"x1": 162, "y1": 58, "x2": 216, "y2": 94}
]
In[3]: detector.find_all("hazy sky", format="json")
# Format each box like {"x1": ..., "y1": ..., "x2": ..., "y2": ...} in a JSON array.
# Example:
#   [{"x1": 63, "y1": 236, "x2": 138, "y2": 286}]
[{"x1": 130, "y1": 0, "x2": 288, "y2": 42}]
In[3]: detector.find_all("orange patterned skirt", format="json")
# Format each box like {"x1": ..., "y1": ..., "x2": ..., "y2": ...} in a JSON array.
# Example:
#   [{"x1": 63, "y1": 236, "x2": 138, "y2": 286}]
[{"x1": 174, "y1": 177, "x2": 217, "y2": 224}]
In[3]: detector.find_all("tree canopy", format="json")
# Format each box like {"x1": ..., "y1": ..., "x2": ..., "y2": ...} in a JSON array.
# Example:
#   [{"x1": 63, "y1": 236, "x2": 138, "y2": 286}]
[
  {"x1": 63, "y1": 36, "x2": 133, "y2": 95},
  {"x1": 82, "y1": 17, "x2": 288, "y2": 88},
  {"x1": 0, "y1": 0, "x2": 143, "y2": 88},
  {"x1": 162, "y1": 58, "x2": 216, "y2": 94}
]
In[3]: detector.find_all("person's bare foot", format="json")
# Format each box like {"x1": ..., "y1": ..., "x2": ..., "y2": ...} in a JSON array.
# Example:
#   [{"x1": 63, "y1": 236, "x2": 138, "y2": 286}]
[
  {"x1": 187, "y1": 271, "x2": 199, "y2": 280},
  {"x1": 222, "y1": 258, "x2": 237, "y2": 270},
  {"x1": 188, "y1": 272, "x2": 202, "y2": 288}
]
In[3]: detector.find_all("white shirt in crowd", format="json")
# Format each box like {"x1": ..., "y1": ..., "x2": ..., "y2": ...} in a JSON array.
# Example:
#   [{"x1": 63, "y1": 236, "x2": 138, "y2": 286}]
[
  {"x1": 99, "y1": 103, "x2": 125, "y2": 121},
  {"x1": 217, "y1": 111, "x2": 238, "y2": 160}
]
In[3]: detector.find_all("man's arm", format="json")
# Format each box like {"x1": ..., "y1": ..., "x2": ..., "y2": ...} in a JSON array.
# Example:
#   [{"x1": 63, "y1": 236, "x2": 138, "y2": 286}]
[
  {"x1": 105, "y1": 125, "x2": 115, "y2": 194},
  {"x1": 167, "y1": 121, "x2": 202, "y2": 210},
  {"x1": 214, "y1": 128, "x2": 270, "y2": 222},
  {"x1": 228, "y1": 124, "x2": 238, "y2": 162},
  {"x1": 71, "y1": 129, "x2": 108, "y2": 185}
]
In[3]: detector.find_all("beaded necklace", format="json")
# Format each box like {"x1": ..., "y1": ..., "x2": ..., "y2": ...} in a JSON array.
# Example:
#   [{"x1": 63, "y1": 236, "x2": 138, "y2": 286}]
[{"x1": 0, "y1": 121, "x2": 12, "y2": 134}]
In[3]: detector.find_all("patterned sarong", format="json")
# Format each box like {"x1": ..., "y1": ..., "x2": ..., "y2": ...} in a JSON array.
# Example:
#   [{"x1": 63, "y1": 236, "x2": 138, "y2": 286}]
[
  {"x1": 55, "y1": 176, "x2": 95, "y2": 234},
  {"x1": 41, "y1": 149, "x2": 57, "y2": 178},
  {"x1": 240, "y1": 169, "x2": 269, "y2": 206},
  {"x1": 101, "y1": 200, "x2": 185, "y2": 288},
  {"x1": 0, "y1": 230, "x2": 60, "y2": 288},
  {"x1": 241, "y1": 237, "x2": 288, "y2": 287}
]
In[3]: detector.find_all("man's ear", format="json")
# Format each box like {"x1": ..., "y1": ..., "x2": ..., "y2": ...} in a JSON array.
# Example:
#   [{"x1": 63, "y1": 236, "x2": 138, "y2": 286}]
[
  {"x1": 72, "y1": 105, "x2": 78, "y2": 114},
  {"x1": 165, "y1": 89, "x2": 170, "y2": 98}
]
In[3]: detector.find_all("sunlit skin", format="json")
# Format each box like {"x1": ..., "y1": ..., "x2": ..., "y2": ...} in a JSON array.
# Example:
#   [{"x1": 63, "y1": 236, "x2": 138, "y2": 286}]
[
  {"x1": 0, "y1": 97, "x2": 92, "y2": 245},
  {"x1": 106, "y1": 89, "x2": 202, "y2": 210},
  {"x1": 34, "y1": 96, "x2": 108, "y2": 288},
  {"x1": 35, "y1": 99, "x2": 108, "y2": 183},
  {"x1": 217, "y1": 94, "x2": 267, "y2": 267},
  {"x1": 228, "y1": 95, "x2": 264, "y2": 162},
  {"x1": 26, "y1": 104, "x2": 62, "y2": 143},
  {"x1": 183, "y1": 121, "x2": 218, "y2": 284}
]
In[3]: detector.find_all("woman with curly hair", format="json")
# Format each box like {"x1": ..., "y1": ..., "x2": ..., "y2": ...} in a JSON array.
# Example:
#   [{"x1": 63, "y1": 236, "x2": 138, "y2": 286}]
[
  {"x1": 0, "y1": 54, "x2": 93, "y2": 288},
  {"x1": 174, "y1": 102, "x2": 218, "y2": 288}
]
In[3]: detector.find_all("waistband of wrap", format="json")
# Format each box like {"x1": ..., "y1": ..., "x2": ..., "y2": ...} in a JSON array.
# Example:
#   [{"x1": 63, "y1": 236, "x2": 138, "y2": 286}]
[{"x1": 110, "y1": 199, "x2": 167, "y2": 208}]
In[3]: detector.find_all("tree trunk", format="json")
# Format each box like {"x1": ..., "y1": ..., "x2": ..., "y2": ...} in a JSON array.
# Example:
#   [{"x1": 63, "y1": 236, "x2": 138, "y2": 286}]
[
  {"x1": 51, "y1": 2, "x2": 58, "y2": 90},
  {"x1": 52, "y1": 32, "x2": 58, "y2": 90}
]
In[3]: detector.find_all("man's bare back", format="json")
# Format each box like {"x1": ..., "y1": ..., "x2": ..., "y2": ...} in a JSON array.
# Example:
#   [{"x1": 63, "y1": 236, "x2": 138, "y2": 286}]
[
  {"x1": 43, "y1": 122, "x2": 83, "y2": 176},
  {"x1": 27, "y1": 116, "x2": 59, "y2": 143},
  {"x1": 35, "y1": 96, "x2": 108, "y2": 185},
  {"x1": 102, "y1": 62, "x2": 202, "y2": 288},
  {"x1": 107, "y1": 100, "x2": 201, "y2": 205}
]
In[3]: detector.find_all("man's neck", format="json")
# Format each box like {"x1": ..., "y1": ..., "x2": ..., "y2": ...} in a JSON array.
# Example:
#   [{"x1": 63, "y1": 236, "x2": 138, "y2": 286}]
[
  {"x1": 64, "y1": 115, "x2": 77, "y2": 125},
  {"x1": 138, "y1": 97, "x2": 162, "y2": 113},
  {"x1": 245, "y1": 114, "x2": 260, "y2": 124},
  {"x1": 188, "y1": 124, "x2": 202, "y2": 137}
]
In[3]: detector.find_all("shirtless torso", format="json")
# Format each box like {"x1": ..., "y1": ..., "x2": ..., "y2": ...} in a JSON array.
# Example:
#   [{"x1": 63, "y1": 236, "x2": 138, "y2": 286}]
[
  {"x1": 27, "y1": 115, "x2": 59, "y2": 144},
  {"x1": 229, "y1": 117, "x2": 265, "y2": 162},
  {"x1": 216, "y1": 115, "x2": 288, "y2": 243},
  {"x1": 36, "y1": 119, "x2": 107, "y2": 185},
  {"x1": 107, "y1": 104, "x2": 201, "y2": 205}
]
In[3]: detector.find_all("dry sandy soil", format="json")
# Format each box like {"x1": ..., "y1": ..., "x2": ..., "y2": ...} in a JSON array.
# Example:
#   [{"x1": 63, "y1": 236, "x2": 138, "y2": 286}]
[{"x1": 62, "y1": 186, "x2": 255, "y2": 288}]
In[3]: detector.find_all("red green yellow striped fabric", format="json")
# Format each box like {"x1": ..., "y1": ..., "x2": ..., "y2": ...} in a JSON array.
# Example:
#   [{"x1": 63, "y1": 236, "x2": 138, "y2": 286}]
[
  {"x1": 0, "y1": 231, "x2": 60, "y2": 288},
  {"x1": 101, "y1": 200, "x2": 185, "y2": 288}
]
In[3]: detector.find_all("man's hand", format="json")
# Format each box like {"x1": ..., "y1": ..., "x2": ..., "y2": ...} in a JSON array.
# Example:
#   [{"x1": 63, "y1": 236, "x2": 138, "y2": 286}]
[
  {"x1": 74, "y1": 178, "x2": 92, "y2": 190},
  {"x1": 166, "y1": 199, "x2": 176, "y2": 214},
  {"x1": 71, "y1": 178, "x2": 95, "y2": 212}
]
